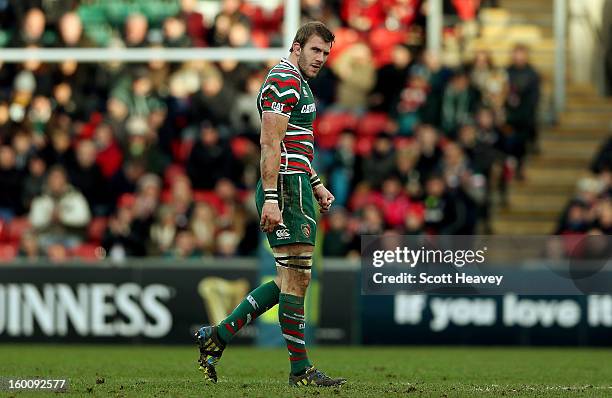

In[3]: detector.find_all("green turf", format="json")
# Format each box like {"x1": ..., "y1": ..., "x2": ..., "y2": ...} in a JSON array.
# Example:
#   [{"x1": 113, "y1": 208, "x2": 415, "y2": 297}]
[{"x1": 0, "y1": 345, "x2": 611, "y2": 397}]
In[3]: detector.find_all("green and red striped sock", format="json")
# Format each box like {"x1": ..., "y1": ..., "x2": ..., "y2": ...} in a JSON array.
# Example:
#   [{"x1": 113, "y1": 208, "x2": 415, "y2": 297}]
[
  {"x1": 217, "y1": 280, "x2": 280, "y2": 343},
  {"x1": 279, "y1": 293, "x2": 311, "y2": 375}
]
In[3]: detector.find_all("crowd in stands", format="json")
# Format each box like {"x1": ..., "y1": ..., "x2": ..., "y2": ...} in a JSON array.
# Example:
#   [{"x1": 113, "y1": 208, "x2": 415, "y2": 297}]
[
  {"x1": 555, "y1": 138, "x2": 612, "y2": 236},
  {"x1": 0, "y1": 0, "x2": 541, "y2": 261}
]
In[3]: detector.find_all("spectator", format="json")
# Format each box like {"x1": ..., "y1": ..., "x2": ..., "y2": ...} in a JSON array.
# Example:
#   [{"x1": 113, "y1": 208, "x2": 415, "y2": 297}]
[
  {"x1": 403, "y1": 206, "x2": 425, "y2": 235},
  {"x1": 187, "y1": 122, "x2": 236, "y2": 190},
  {"x1": 591, "y1": 199, "x2": 612, "y2": 234},
  {"x1": 331, "y1": 42, "x2": 376, "y2": 112},
  {"x1": 440, "y1": 141, "x2": 484, "y2": 233},
  {"x1": 228, "y1": 21, "x2": 253, "y2": 48},
  {"x1": 191, "y1": 67, "x2": 236, "y2": 134},
  {"x1": 556, "y1": 202, "x2": 590, "y2": 234},
  {"x1": 69, "y1": 139, "x2": 111, "y2": 216},
  {"x1": 190, "y1": 202, "x2": 217, "y2": 254},
  {"x1": 230, "y1": 71, "x2": 263, "y2": 137},
  {"x1": 122, "y1": 118, "x2": 170, "y2": 176},
  {"x1": 209, "y1": 0, "x2": 250, "y2": 46},
  {"x1": 414, "y1": 124, "x2": 443, "y2": 181},
  {"x1": 163, "y1": 16, "x2": 191, "y2": 48},
  {"x1": 457, "y1": 123, "x2": 500, "y2": 231},
  {"x1": 341, "y1": 0, "x2": 386, "y2": 33},
  {"x1": 216, "y1": 229, "x2": 240, "y2": 257},
  {"x1": 171, "y1": 230, "x2": 202, "y2": 258},
  {"x1": 110, "y1": 159, "x2": 147, "y2": 202},
  {"x1": 19, "y1": 231, "x2": 43, "y2": 261},
  {"x1": 394, "y1": 145, "x2": 422, "y2": 198},
  {"x1": 556, "y1": 177, "x2": 605, "y2": 235},
  {"x1": 0, "y1": 146, "x2": 23, "y2": 219},
  {"x1": 469, "y1": 50, "x2": 508, "y2": 123},
  {"x1": 393, "y1": 70, "x2": 429, "y2": 136},
  {"x1": 423, "y1": 174, "x2": 465, "y2": 234},
  {"x1": 29, "y1": 95, "x2": 54, "y2": 133},
  {"x1": 370, "y1": 44, "x2": 413, "y2": 112},
  {"x1": 329, "y1": 130, "x2": 358, "y2": 207},
  {"x1": 171, "y1": 174, "x2": 195, "y2": 229},
  {"x1": 94, "y1": 123, "x2": 124, "y2": 179},
  {"x1": 124, "y1": 13, "x2": 149, "y2": 48},
  {"x1": 440, "y1": 69, "x2": 479, "y2": 138},
  {"x1": 506, "y1": 44, "x2": 540, "y2": 155},
  {"x1": 21, "y1": 156, "x2": 46, "y2": 211},
  {"x1": 322, "y1": 207, "x2": 353, "y2": 257},
  {"x1": 413, "y1": 51, "x2": 452, "y2": 126},
  {"x1": 9, "y1": 8, "x2": 47, "y2": 47},
  {"x1": 132, "y1": 173, "x2": 162, "y2": 230},
  {"x1": 40, "y1": 128, "x2": 76, "y2": 169},
  {"x1": 361, "y1": 133, "x2": 396, "y2": 189},
  {"x1": 150, "y1": 205, "x2": 177, "y2": 255},
  {"x1": 12, "y1": 129, "x2": 34, "y2": 171},
  {"x1": 113, "y1": 68, "x2": 166, "y2": 122},
  {"x1": 384, "y1": 0, "x2": 421, "y2": 29},
  {"x1": 56, "y1": 11, "x2": 91, "y2": 47},
  {"x1": 179, "y1": 0, "x2": 207, "y2": 47},
  {"x1": 47, "y1": 243, "x2": 70, "y2": 263},
  {"x1": 29, "y1": 165, "x2": 91, "y2": 249},
  {"x1": 350, "y1": 204, "x2": 385, "y2": 252},
  {"x1": 102, "y1": 195, "x2": 147, "y2": 260}
]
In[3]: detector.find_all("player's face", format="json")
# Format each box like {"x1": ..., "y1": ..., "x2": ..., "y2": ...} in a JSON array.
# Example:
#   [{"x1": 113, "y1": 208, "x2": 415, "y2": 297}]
[{"x1": 297, "y1": 35, "x2": 331, "y2": 79}]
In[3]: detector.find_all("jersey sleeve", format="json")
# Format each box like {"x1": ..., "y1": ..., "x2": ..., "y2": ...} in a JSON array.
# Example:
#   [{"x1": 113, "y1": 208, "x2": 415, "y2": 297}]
[{"x1": 259, "y1": 74, "x2": 301, "y2": 117}]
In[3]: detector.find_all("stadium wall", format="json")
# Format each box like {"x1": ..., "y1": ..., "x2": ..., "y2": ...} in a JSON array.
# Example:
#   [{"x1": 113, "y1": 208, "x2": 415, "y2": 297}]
[{"x1": 0, "y1": 262, "x2": 611, "y2": 346}]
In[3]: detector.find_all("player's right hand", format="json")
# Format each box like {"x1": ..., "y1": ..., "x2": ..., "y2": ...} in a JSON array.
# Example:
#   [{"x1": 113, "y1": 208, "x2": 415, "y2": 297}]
[{"x1": 260, "y1": 202, "x2": 283, "y2": 233}]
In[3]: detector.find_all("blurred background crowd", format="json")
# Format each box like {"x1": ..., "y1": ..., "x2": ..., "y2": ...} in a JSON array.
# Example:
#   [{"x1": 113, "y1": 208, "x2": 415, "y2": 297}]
[{"x1": 0, "y1": 0, "x2": 608, "y2": 262}]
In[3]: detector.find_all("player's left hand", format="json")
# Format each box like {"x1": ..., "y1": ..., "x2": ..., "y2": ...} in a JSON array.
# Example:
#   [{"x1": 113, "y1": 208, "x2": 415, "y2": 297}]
[{"x1": 314, "y1": 185, "x2": 334, "y2": 213}]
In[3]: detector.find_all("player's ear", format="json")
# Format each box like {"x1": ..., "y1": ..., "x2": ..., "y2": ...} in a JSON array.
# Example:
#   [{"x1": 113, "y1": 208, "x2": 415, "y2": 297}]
[{"x1": 291, "y1": 42, "x2": 301, "y2": 56}]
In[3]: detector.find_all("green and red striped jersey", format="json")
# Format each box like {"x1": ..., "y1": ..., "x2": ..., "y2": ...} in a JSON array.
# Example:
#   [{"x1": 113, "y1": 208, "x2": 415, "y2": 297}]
[{"x1": 257, "y1": 58, "x2": 316, "y2": 176}]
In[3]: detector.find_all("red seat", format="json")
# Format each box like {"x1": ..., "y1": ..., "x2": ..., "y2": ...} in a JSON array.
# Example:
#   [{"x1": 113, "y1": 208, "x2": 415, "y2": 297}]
[
  {"x1": 355, "y1": 136, "x2": 375, "y2": 156},
  {"x1": 88, "y1": 217, "x2": 108, "y2": 244},
  {"x1": 231, "y1": 137, "x2": 253, "y2": 159},
  {"x1": 0, "y1": 219, "x2": 6, "y2": 242},
  {"x1": 6, "y1": 217, "x2": 31, "y2": 243},
  {"x1": 356, "y1": 112, "x2": 390, "y2": 136},
  {"x1": 0, "y1": 243, "x2": 17, "y2": 262},
  {"x1": 170, "y1": 139, "x2": 195, "y2": 164},
  {"x1": 315, "y1": 112, "x2": 359, "y2": 149},
  {"x1": 71, "y1": 244, "x2": 105, "y2": 262}
]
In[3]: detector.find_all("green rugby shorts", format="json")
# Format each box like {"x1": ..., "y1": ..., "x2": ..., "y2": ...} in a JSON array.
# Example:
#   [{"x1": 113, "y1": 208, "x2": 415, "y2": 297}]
[{"x1": 256, "y1": 173, "x2": 317, "y2": 247}]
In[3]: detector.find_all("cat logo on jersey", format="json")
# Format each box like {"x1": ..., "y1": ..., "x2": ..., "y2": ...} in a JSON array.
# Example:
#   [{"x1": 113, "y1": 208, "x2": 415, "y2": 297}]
[
  {"x1": 271, "y1": 102, "x2": 283, "y2": 112},
  {"x1": 301, "y1": 104, "x2": 316, "y2": 113}
]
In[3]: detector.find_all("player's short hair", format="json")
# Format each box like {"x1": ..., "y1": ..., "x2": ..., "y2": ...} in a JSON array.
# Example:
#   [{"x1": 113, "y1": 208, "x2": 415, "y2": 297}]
[{"x1": 290, "y1": 21, "x2": 335, "y2": 52}]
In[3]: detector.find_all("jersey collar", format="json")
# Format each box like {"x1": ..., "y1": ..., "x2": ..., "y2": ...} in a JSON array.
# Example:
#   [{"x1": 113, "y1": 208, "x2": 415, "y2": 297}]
[{"x1": 281, "y1": 58, "x2": 305, "y2": 81}]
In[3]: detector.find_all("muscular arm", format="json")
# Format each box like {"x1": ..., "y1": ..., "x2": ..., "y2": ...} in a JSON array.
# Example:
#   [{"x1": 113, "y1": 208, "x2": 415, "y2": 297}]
[{"x1": 260, "y1": 112, "x2": 289, "y2": 189}]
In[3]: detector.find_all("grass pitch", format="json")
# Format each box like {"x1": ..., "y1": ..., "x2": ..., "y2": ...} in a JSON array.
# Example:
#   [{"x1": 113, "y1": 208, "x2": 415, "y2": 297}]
[{"x1": 0, "y1": 345, "x2": 611, "y2": 397}]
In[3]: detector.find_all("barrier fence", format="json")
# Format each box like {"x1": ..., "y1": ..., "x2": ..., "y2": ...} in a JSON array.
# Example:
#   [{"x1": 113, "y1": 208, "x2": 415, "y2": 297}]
[{"x1": 0, "y1": 260, "x2": 610, "y2": 346}]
